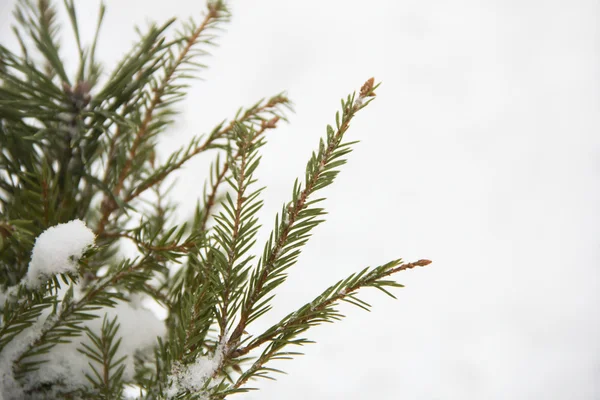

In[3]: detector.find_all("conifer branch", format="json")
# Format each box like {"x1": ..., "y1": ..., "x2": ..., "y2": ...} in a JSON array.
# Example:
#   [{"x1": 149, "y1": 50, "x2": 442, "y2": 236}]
[
  {"x1": 0, "y1": 291, "x2": 54, "y2": 353},
  {"x1": 13, "y1": 0, "x2": 68, "y2": 82},
  {"x1": 131, "y1": 95, "x2": 288, "y2": 208},
  {"x1": 95, "y1": 4, "x2": 229, "y2": 237},
  {"x1": 95, "y1": 94, "x2": 289, "y2": 239},
  {"x1": 229, "y1": 79, "x2": 379, "y2": 346},
  {"x1": 232, "y1": 259, "x2": 432, "y2": 361},
  {"x1": 13, "y1": 283, "x2": 120, "y2": 378},
  {"x1": 221, "y1": 259, "x2": 431, "y2": 392},
  {"x1": 12, "y1": 254, "x2": 160, "y2": 378},
  {"x1": 199, "y1": 115, "x2": 281, "y2": 232},
  {"x1": 77, "y1": 315, "x2": 127, "y2": 398},
  {"x1": 211, "y1": 123, "x2": 265, "y2": 340}
]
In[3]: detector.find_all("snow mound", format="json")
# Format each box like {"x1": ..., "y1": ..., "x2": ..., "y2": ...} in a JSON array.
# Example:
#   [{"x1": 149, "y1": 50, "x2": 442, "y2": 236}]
[{"x1": 25, "y1": 219, "x2": 95, "y2": 289}]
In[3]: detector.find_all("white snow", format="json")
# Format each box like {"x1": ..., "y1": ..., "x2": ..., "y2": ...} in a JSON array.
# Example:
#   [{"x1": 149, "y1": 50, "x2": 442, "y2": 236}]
[
  {"x1": 352, "y1": 97, "x2": 363, "y2": 109},
  {"x1": 22, "y1": 298, "x2": 166, "y2": 394},
  {"x1": 0, "y1": 220, "x2": 96, "y2": 398},
  {"x1": 166, "y1": 335, "x2": 228, "y2": 398},
  {"x1": 0, "y1": 293, "x2": 59, "y2": 400},
  {"x1": 0, "y1": 285, "x2": 166, "y2": 399},
  {"x1": 24, "y1": 219, "x2": 95, "y2": 289},
  {"x1": 0, "y1": 219, "x2": 166, "y2": 398}
]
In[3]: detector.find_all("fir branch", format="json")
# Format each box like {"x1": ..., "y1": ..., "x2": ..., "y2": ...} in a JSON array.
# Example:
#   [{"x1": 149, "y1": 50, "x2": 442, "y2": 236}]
[
  {"x1": 169, "y1": 268, "x2": 219, "y2": 366},
  {"x1": 92, "y1": 19, "x2": 174, "y2": 107},
  {"x1": 0, "y1": 44, "x2": 67, "y2": 121},
  {"x1": 99, "y1": 97, "x2": 134, "y2": 188},
  {"x1": 234, "y1": 259, "x2": 431, "y2": 361},
  {"x1": 95, "y1": 94, "x2": 289, "y2": 238},
  {"x1": 212, "y1": 123, "x2": 265, "y2": 339},
  {"x1": 81, "y1": 19, "x2": 178, "y2": 190},
  {"x1": 199, "y1": 114, "x2": 282, "y2": 232},
  {"x1": 12, "y1": 253, "x2": 161, "y2": 378},
  {"x1": 13, "y1": 281, "x2": 121, "y2": 378},
  {"x1": 0, "y1": 289, "x2": 54, "y2": 353},
  {"x1": 130, "y1": 95, "x2": 288, "y2": 208},
  {"x1": 229, "y1": 79, "x2": 379, "y2": 346},
  {"x1": 13, "y1": 0, "x2": 69, "y2": 82},
  {"x1": 77, "y1": 315, "x2": 127, "y2": 399},
  {"x1": 63, "y1": 0, "x2": 105, "y2": 86},
  {"x1": 224, "y1": 259, "x2": 431, "y2": 392},
  {"x1": 164, "y1": 102, "x2": 288, "y2": 372},
  {"x1": 96, "y1": 2, "x2": 230, "y2": 237}
]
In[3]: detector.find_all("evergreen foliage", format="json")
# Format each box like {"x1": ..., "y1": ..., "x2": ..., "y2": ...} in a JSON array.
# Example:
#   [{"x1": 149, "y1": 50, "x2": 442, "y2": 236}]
[{"x1": 0, "y1": 0, "x2": 431, "y2": 398}]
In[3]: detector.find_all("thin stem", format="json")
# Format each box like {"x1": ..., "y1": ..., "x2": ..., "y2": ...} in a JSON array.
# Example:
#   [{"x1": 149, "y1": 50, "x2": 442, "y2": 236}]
[
  {"x1": 102, "y1": 231, "x2": 194, "y2": 253},
  {"x1": 217, "y1": 133, "x2": 250, "y2": 338}
]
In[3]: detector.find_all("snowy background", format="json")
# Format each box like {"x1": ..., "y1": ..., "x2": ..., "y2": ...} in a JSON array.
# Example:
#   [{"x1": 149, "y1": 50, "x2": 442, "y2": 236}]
[{"x1": 1, "y1": 0, "x2": 599, "y2": 399}]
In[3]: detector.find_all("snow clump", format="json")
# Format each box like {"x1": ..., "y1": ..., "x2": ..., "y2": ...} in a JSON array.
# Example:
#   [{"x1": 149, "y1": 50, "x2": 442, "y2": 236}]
[{"x1": 24, "y1": 219, "x2": 95, "y2": 289}]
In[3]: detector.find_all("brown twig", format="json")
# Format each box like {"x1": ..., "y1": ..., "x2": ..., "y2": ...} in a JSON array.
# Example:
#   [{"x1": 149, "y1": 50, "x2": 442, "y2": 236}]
[{"x1": 102, "y1": 231, "x2": 193, "y2": 253}]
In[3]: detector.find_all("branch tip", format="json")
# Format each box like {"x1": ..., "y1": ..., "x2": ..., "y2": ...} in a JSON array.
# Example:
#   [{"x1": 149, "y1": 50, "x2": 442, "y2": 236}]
[{"x1": 359, "y1": 77, "x2": 376, "y2": 98}]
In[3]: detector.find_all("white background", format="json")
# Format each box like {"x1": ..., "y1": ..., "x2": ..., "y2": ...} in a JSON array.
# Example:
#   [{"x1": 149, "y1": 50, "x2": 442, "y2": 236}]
[{"x1": 1, "y1": 1, "x2": 599, "y2": 399}]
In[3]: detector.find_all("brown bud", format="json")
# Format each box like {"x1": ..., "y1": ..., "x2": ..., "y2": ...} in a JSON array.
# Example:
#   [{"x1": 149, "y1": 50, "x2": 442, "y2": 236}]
[
  {"x1": 360, "y1": 77, "x2": 375, "y2": 98},
  {"x1": 415, "y1": 259, "x2": 432, "y2": 267},
  {"x1": 261, "y1": 116, "x2": 280, "y2": 130}
]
